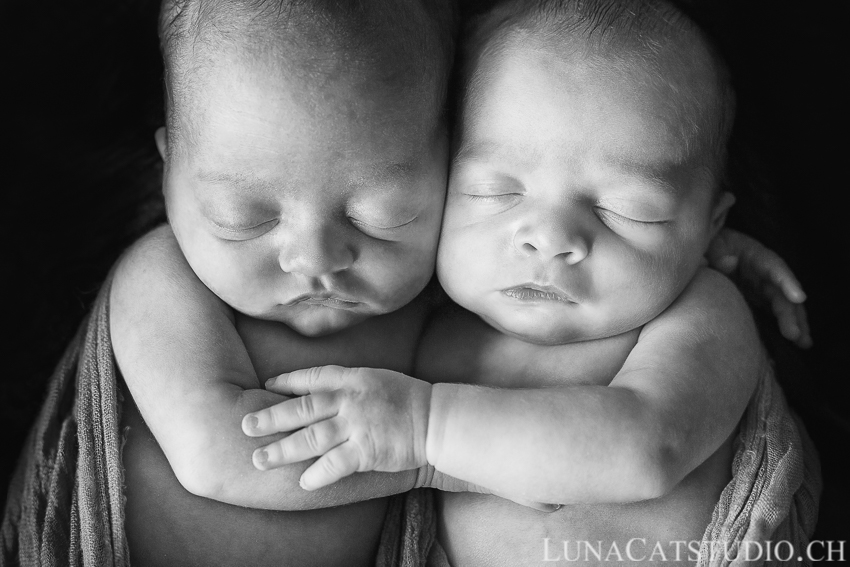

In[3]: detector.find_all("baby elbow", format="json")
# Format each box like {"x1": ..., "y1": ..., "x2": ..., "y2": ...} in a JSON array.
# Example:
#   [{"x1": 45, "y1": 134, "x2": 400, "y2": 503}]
[
  {"x1": 171, "y1": 454, "x2": 225, "y2": 500},
  {"x1": 632, "y1": 460, "x2": 677, "y2": 501},
  {"x1": 627, "y1": 439, "x2": 683, "y2": 501}
]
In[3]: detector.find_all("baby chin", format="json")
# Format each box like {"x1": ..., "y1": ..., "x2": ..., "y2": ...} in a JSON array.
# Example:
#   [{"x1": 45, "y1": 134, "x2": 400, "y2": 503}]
[
  {"x1": 268, "y1": 302, "x2": 376, "y2": 337},
  {"x1": 478, "y1": 299, "x2": 624, "y2": 346}
]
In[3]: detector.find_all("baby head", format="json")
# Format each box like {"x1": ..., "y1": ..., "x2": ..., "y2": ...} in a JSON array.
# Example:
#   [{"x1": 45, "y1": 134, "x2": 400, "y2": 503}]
[
  {"x1": 438, "y1": 0, "x2": 736, "y2": 345},
  {"x1": 156, "y1": 0, "x2": 454, "y2": 336}
]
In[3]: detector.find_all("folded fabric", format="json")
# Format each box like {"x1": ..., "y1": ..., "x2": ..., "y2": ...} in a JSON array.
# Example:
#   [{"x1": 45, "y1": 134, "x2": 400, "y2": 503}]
[
  {"x1": 0, "y1": 273, "x2": 822, "y2": 567},
  {"x1": 2, "y1": 272, "x2": 128, "y2": 567},
  {"x1": 697, "y1": 367, "x2": 822, "y2": 567}
]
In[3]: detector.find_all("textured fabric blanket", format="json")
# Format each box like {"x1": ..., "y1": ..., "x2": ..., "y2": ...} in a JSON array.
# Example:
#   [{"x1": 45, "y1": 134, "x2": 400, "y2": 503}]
[
  {"x1": 2, "y1": 275, "x2": 128, "y2": 567},
  {"x1": 0, "y1": 274, "x2": 822, "y2": 567},
  {"x1": 696, "y1": 368, "x2": 822, "y2": 567}
]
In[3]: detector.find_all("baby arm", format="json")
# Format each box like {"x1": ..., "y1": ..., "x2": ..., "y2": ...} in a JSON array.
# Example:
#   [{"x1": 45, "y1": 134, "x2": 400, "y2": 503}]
[
  {"x1": 110, "y1": 225, "x2": 419, "y2": 510},
  {"x1": 246, "y1": 268, "x2": 762, "y2": 505},
  {"x1": 426, "y1": 269, "x2": 763, "y2": 504}
]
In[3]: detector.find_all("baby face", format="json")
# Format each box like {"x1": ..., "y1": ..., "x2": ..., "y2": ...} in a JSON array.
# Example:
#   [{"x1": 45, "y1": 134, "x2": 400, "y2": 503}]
[
  {"x1": 438, "y1": 42, "x2": 730, "y2": 345},
  {"x1": 161, "y1": 54, "x2": 447, "y2": 337}
]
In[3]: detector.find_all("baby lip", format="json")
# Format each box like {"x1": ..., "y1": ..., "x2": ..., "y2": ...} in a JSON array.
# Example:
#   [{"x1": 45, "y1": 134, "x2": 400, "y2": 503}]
[
  {"x1": 285, "y1": 293, "x2": 360, "y2": 308},
  {"x1": 502, "y1": 284, "x2": 577, "y2": 304}
]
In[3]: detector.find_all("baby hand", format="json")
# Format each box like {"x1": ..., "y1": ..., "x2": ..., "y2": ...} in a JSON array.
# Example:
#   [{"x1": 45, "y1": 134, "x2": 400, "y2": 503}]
[
  {"x1": 707, "y1": 227, "x2": 811, "y2": 348},
  {"x1": 242, "y1": 365, "x2": 431, "y2": 490}
]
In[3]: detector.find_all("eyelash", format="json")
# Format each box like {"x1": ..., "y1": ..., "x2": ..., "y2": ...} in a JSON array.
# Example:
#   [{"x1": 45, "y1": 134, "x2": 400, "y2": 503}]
[
  {"x1": 596, "y1": 208, "x2": 666, "y2": 227},
  {"x1": 212, "y1": 219, "x2": 278, "y2": 241},
  {"x1": 348, "y1": 216, "x2": 417, "y2": 241},
  {"x1": 463, "y1": 195, "x2": 663, "y2": 226},
  {"x1": 464, "y1": 193, "x2": 521, "y2": 202}
]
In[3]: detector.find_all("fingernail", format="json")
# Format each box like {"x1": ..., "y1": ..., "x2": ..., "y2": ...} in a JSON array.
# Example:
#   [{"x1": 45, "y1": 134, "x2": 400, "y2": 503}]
[
  {"x1": 265, "y1": 377, "x2": 275, "y2": 388},
  {"x1": 254, "y1": 449, "x2": 268, "y2": 466},
  {"x1": 246, "y1": 415, "x2": 259, "y2": 430}
]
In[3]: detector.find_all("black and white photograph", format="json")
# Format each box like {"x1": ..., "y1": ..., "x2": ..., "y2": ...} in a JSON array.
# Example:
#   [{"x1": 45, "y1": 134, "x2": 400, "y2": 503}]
[{"x1": 2, "y1": 0, "x2": 846, "y2": 565}]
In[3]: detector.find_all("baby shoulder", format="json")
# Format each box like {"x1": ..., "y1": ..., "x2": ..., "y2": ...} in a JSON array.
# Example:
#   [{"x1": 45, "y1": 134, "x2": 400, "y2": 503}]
[
  {"x1": 111, "y1": 224, "x2": 221, "y2": 310},
  {"x1": 112, "y1": 224, "x2": 188, "y2": 291},
  {"x1": 109, "y1": 225, "x2": 232, "y2": 367},
  {"x1": 637, "y1": 267, "x2": 766, "y2": 393},
  {"x1": 648, "y1": 267, "x2": 756, "y2": 340}
]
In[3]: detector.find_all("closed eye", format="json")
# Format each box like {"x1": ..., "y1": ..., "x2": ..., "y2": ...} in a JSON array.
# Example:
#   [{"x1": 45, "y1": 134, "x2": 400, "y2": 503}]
[
  {"x1": 348, "y1": 216, "x2": 418, "y2": 240},
  {"x1": 596, "y1": 208, "x2": 668, "y2": 227},
  {"x1": 210, "y1": 218, "x2": 279, "y2": 241},
  {"x1": 349, "y1": 215, "x2": 417, "y2": 229},
  {"x1": 464, "y1": 193, "x2": 522, "y2": 202}
]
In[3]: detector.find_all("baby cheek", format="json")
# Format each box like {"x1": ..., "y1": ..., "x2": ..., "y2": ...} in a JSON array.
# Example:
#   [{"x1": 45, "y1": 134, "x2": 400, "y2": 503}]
[
  {"x1": 367, "y1": 246, "x2": 429, "y2": 304},
  {"x1": 436, "y1": 233, "x2": 468, "y2": 296},
  {"x1": 409, "y1": 213, "x2": 444, "y2": 266},
  {"x1": 201, "y1": 244, "x2": 275, "y2": 309},
  {"x1": 655, "y1": 234, "x2": 706, "y2": 289},
  {"x1": 625, "y1": 246, "x2": 691, "y2": 315},
  {"x1": 438, "y1": 226, "x2": 493, "y2": 297},
  {"x1": 592, "y1": 246, "x2": 671, "y2": 320}
]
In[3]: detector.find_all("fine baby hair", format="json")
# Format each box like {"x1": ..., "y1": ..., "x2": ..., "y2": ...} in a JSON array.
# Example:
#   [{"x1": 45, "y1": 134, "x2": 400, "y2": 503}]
[
  {"x1": 458, "y1": 0, "x2": 735, "y2": 183},
  {"x1": 158, "y1": 0, "x2": 457, "y2": 155}
]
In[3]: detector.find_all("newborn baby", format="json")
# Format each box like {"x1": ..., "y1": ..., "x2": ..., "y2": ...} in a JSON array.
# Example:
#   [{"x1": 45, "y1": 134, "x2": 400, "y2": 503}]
[{"x1": 110, "y1": 0, "x2": 454, "y2": 565}]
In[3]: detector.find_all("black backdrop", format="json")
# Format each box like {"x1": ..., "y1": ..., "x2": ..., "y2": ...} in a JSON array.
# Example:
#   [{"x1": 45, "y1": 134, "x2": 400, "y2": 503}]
[{"x1": 3, "y1": 0, "x2": 847, "y2": 541}]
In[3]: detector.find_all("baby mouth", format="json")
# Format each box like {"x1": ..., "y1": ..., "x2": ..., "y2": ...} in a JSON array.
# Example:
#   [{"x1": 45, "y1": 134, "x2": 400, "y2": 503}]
[
  {"x1": 502, "y1": 285, "x2": 577, "y2": 304},
  {"x1": 286, "y1": 294, "x2": 361, "y2": 309}
]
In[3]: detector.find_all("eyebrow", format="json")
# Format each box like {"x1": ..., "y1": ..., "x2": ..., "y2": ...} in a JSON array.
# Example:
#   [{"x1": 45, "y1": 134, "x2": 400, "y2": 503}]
[
  {"x1": 603, "y1": 165, "x2": 679, "y2": 195},
  {"x1": 195, "y1": 171, "x2": 272, "y2": 193},
  {"x1": 454, "y1": 140, "x2": 547, "y2": 170},
  {"x1": 600, "y1": 155, "x2": 688, "y2": 195},
  {"x1": 365, "y1": 160, "x2": 421, "y2": 184},
  {"x1": 196, "y1": 160, "x2": 420, "y2": 191},
  {"x1": 455, "y1": 140, "x2": 682, "y2": 194},
  {"x1": 453, "y1": 140, "x2": 495, "y2": 165}
]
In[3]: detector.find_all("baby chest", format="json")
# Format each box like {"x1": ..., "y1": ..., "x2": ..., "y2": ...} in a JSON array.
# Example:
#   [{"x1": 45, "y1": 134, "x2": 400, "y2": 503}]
[
  {"x1": 236, "y1": 301, "x2": 428, "y2": 380},
  {"x1": 426, "y1": 313, "x2": 639, "y2": 389}
]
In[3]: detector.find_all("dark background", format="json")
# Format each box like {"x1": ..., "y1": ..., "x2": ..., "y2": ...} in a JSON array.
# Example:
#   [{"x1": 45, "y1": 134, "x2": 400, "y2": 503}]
[{"x1": 3, "y1": 0, "x2": 847, "y2": 541}]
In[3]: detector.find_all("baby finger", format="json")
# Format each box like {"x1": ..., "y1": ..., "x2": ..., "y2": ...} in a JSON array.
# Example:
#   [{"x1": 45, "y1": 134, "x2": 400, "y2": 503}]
[
  {"x1": 243, "y1": 391, "x2": 339, "y2": 436},
  {"x1": 793, "y1": 303, "x2": 812, "y2": 348},
  {"x1": 763, "y1": 256, "x2": 806, "y2": 303},
  {"x1": 253, "y1": 416, "x2": 348, "y2": 470},
  {"x1": 300, "y1": 442, "x2": 361, "y2": 490},
  {"x1": 768, "y1": 287, "x2": 800, "y2": 342}
]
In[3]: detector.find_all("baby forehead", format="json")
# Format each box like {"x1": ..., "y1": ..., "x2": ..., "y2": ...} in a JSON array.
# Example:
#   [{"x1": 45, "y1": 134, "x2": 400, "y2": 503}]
[
  {"x1": 173, "y1": 0, "x2": 445, "y2": 98},
  {"x1": 176, "y1": 51, "x2": 443, "y2": 154},
  {"x1": 468, "y1": 55, "x2": 684, "y2": 143},
  {"x1": 183, "y1": 92, "x2": 444, "y2": 189},
  {"x1": 163, "y1": 0, "x2": 453, "y2": 144},
  {"x1": 491, "y1": 29, "x2": 717, "y2": 101},
  {"x1": 468, "y1": 34, "x2": 727, "y2": 162}
]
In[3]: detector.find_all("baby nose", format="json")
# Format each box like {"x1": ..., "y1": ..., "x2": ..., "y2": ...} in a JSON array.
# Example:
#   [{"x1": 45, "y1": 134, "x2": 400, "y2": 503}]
[
  {"x1": 515, "y1": 217, "x2": 589, "y2": 265},
  {"x1": 277, "y1": 222, "x2": 355, "y2": 277}
]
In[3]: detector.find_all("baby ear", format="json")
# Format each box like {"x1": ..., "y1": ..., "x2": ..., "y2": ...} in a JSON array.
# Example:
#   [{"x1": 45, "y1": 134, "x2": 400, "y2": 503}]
[
  {"x1": 709, "y1": 191, "x2": 736, "y2": 238},
  {"x1": 154, "y1": 127, "x2": 168, "y2": 160}
]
